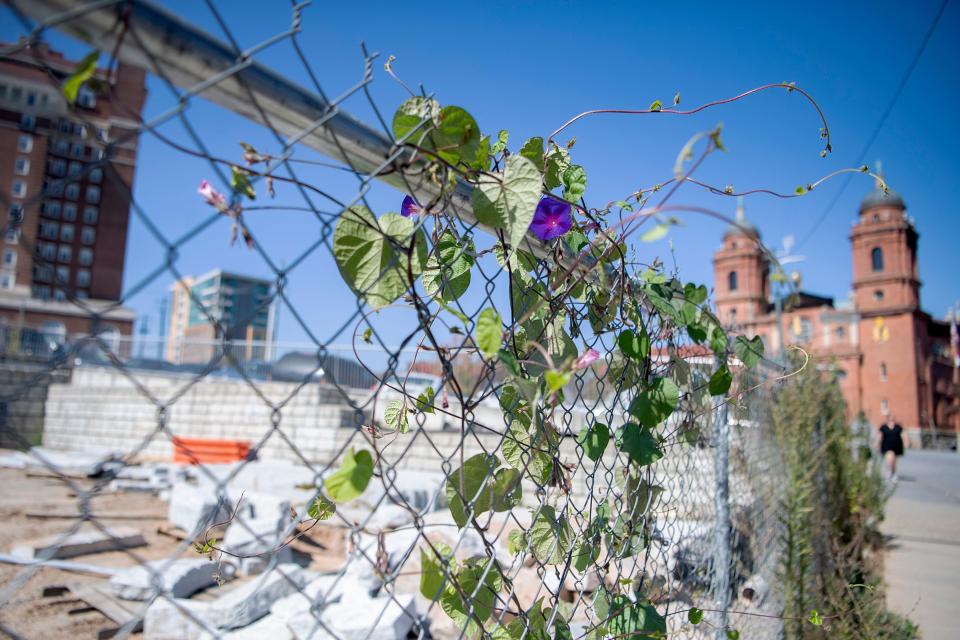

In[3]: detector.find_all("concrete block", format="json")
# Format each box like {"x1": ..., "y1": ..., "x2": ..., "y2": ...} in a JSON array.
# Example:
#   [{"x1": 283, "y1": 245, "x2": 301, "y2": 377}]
[
  {"x1": 144, "y1": 564, "x2": 312, "y2": 638},
  {"x1": 10, "y1": 526, "x2": 147, "y2": 560},
  {"x1": 222, "y1": 491, "x2": 293, "y2": 576},
  {"x1": 168, "y1": 483, "x2": 231, "y2": 535},
  {"x1": 287, "y1": 593, "x2": 417, "y2": 640},
  {"x1": 110, "y1": 558, "x2": 232, "y2": 600}
]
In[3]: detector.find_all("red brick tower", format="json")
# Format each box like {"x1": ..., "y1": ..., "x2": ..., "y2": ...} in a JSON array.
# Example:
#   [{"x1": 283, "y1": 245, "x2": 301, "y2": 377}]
[
  {"x1": 713, "y1": 199, "x2": 769, "y2": 329},
  {"x1": 851, "y1": 177, "x2": 924, "y2": 429}
]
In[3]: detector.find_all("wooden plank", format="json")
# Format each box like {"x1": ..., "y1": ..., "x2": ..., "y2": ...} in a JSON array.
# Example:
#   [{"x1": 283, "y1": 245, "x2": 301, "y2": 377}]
[
  {"x1": 65, "y1": 581, "x2": 143, "y2": 631},
  {"x1": 25, "y1": 511, "x2": 163, "y2": 521}
]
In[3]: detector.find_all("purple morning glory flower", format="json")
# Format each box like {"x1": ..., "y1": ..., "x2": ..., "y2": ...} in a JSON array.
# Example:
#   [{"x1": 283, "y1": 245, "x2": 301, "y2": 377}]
[
  {"x1": 529, "y1": 197, "x2": 572, "y2": 242},
  {"x1": 401, "y1": 195, "x2": 422, "y2": 218}
]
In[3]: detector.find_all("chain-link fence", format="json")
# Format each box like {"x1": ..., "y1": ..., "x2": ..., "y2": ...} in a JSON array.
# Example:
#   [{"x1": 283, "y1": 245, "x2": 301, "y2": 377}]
[{"x1": 0, "y1": 2, "x2": 882, "y2": 639}]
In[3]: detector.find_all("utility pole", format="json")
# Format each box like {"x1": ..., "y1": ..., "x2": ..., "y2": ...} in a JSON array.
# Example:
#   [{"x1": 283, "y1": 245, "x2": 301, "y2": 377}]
[
  {"x1": 157, "y1": 295, "x2": 168, "y2": 361},
  {"x1": 773, "y1": 234, "x2": 805, "y2": 356}
]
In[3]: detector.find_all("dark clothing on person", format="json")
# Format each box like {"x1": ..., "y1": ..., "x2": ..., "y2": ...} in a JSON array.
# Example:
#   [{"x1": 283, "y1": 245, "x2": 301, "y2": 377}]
[{"x1": 880, "y1": 423, "x2": 904, "y2": 456}]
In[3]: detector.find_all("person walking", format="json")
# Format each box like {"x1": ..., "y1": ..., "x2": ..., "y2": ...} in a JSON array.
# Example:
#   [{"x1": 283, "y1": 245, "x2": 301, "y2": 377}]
[{"x1": 877, "y1": 415, "x2": 908, "y2": 481}]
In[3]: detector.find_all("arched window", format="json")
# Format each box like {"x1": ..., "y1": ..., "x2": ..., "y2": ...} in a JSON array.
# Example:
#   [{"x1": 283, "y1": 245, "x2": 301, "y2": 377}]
[
  {"x1": 871, "y1": 247, "x2": 884, "y2": 272},
  {"x1": 728, "y1": 271, "x2": 738, "y2": 291}
]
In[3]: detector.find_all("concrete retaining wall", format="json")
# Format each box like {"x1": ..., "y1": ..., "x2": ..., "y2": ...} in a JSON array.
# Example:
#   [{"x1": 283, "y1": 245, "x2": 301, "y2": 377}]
[
  {"x1": 43, "y1": 366, "x2": 364, "y2": 462},
  {"x1": 0, "y1": 361, "x2": 70, "y2": 449}
]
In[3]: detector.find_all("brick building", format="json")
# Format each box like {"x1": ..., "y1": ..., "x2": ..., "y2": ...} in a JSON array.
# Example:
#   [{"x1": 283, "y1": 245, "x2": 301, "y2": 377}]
[
  {"x1": 0, "y1": 42, "x2": 146, "y2": 344},
  {"x1": 714, "y1": 186, "x2": 959, "y2": 442}
]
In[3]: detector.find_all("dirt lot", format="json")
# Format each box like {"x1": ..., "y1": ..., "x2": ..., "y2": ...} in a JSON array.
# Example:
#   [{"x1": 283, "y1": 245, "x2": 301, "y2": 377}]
[
  {"x1": 0, "y1": 466, "x2": 347, "y2": 639},
  {"x1": 0, "y1": 467, "x2": 182, "y2": 638}
]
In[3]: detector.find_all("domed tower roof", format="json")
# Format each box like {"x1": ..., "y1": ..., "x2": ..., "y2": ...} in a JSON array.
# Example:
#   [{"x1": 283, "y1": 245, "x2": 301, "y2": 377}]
[
  {"x1": 860, "y1": 162, "x2": 905, "y2": 212},
  {"x1": 723, "y1": 197, "x2": 760, "y2": 239},
  {"x1": 860, "y1": 185, "x2": 905, "y2": 211}
]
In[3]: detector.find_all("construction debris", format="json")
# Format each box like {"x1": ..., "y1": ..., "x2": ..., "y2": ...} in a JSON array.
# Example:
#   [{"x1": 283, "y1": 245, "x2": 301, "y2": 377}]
[
  {"x1": 10, "y1": 526, "x2": 147, "y2": 560},
  {"x1": 110, "y1": 559, "x2": 233, "y2": 601},
  {"x1": 0, "y1": 553, "x2": 119, "y2": 577},
  {"x1": 143, "y1": 564, "x2": 312, "y2": 639},
  {"x1": 287, "y1": 592, "x2": 417, "y2": 640}
]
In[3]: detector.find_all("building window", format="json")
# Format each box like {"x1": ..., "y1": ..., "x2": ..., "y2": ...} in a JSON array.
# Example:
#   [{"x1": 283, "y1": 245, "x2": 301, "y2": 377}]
[
  {"x1": 86, "y1": 185, "x2": 101, "y2": 203},
  {"x1": 76, "y1": 289, "x2": 89, "y2": 299},
  {"x1": 57, "y1": 245, "x2": 72, "y2": 263},
  {"x1": 871, "y1": 247, "x2": 884, "y2": 272},
  {"x1": 33, "y1": 285, "x2": 51, "y2": 300},
  {"x1": 43, "y1": 201, "x2": 61, "y2": 219},
  {"x1": 873, "y1": 289, "x2": 884, "y2": 301},
  {"x1": 3, "y1": 249, "x2": 15, "y2": 267},
  {"x1": 63, "y1": 203, "x2": 77, "y2": 221},
  {"x1": 83, "y1": 207, "x2": 98, "y2": 224},
  {"x1": 12, "y1": 180, "x2": 27, "y2": 198},
  {"x1": 81, "y1": 227, "x2": 96, "y2": 245},
  {"x1": 20, "y1": 113, "x2": 35, "y2": 131},
  {"x1": 38, "y1": 242, "x2": 55, "y2": 261},
  {"x1": 78, "y1": 248, "x2": 93, "y2": 266},
  {"x1": 61, "y1": 224, "x2": 75, "y2": 242},
  {"x1": 99, "y1": 326, "x2": 120, "y2": 352},
  {"x1": 89, "y1": 167, "x2": 102, "y2": 183},
  {"x1": 54, "y1": 139, "x2": 69, "y2": 155},
  {"x1": 71, "y1": 142, "x2": 85, "y2": 158},
  {"x1": 880, "y1": 362, "x2": 887, "y2": 382},
  {"x1": 5, "y1": 227, "x2": 19, "y2": 244},
  {"x1": 77, "y1": 86, "x2": 97, "y2": 109},
  {"x1": 76, "y1": 269, "x2": 91, "y2": 287},
  {"x1": 65, "y1": 183, "x2": 80, "y2": 200},
  {"x1": 835, "y1": 326, "x2": 845, "y2": 341},
  {"x1": 53, "y1": 288, "x2": 67, "y2": 301},
  {"x1": 45, "y1": 180, "x2": 64, "y2": 197},
  {"x1": 10, "y1": 86, "x2": 21, "y2": 102},
  {"x1": 68, "y1": 161, "x2": 82, "y2": 177},
  {"x1": 49, "y1": 158, "x2": 66, "y2": 176},
  {"x1": 39, "y1": 221, "x2": 58, "y2": 240},
  {"x1": 14, "y1": 157, "x2": 30, "y2": 175},
  {"x1": 55, "y1": 265, "x2": 69, "y2": 283},
  {"x1": 34, "y1": 264, "x2": 52, "y2": 282},
  {"x1": 9, "y1": 203, "x2": 24, "y2": 224},
  {"x1": 728, "y1": 270, "x2": 738, "y2": 291},
  {"x1": 17, "y1": 134, "x2": 33, "y2": 153},
  {"x1": 881, "y1": 398, "x2": 889, "y2": 415},
  {"x1": 39, "y1": 321, "x2": 66, "y2": 347},
  {"x1": 1, "y1": 273, "x2": 13, "y2": 290}
]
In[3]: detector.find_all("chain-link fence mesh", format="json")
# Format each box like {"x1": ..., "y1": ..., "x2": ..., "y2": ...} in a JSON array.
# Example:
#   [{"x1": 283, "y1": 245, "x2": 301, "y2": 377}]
[{"x1": 0, "y1": 2, "x2": 879, "y2": 639}]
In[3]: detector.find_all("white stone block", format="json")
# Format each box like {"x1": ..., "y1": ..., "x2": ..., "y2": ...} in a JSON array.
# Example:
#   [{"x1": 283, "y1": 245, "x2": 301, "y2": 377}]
[
  {"x1": 144, "y1": 564, "x2": 312, "y2": 638},
  {"x1": 168, "y1": 483, "x2": 231, "y2": 535},
  {"x1": 110, "y1": 558, "x2": 231, "y2": 600},
  {"x1": 287, "y1": 593, "x2": 417, "y2": 640}
]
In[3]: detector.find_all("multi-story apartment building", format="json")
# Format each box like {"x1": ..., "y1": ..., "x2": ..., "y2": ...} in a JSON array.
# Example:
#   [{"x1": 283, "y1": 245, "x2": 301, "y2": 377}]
[
  {"x1": 0, "y1": 41, "x2": 146, "y2": 344},
  {"x1": 164, "y1": 269, "x2": 276, "y2": 364},
  {"x1": 714, "y1": 182, "x2": 958, "y2": 442}
]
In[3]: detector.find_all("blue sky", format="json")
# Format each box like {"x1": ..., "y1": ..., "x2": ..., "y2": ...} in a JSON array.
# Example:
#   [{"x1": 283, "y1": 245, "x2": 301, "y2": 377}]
[{"x1": 5, "y1": 0, "x2": 959, "y2": 348}]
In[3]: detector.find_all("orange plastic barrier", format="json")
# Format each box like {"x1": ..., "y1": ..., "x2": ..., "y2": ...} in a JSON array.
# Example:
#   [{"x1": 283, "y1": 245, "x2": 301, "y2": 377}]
[{"x1": 172, "y1": 437, "x2": 251, "y2": 464}]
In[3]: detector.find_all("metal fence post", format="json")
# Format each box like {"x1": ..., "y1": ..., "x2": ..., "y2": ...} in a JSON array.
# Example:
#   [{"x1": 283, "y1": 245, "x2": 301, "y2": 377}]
[{"x1": 712, "y1": 401, "x2": 731, "y2": 638}]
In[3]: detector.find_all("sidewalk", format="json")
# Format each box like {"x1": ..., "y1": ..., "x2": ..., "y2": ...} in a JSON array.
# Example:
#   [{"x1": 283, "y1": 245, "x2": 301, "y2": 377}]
[{"x1": 882, "y1": 449, "x2": 960, "y2": 640}]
